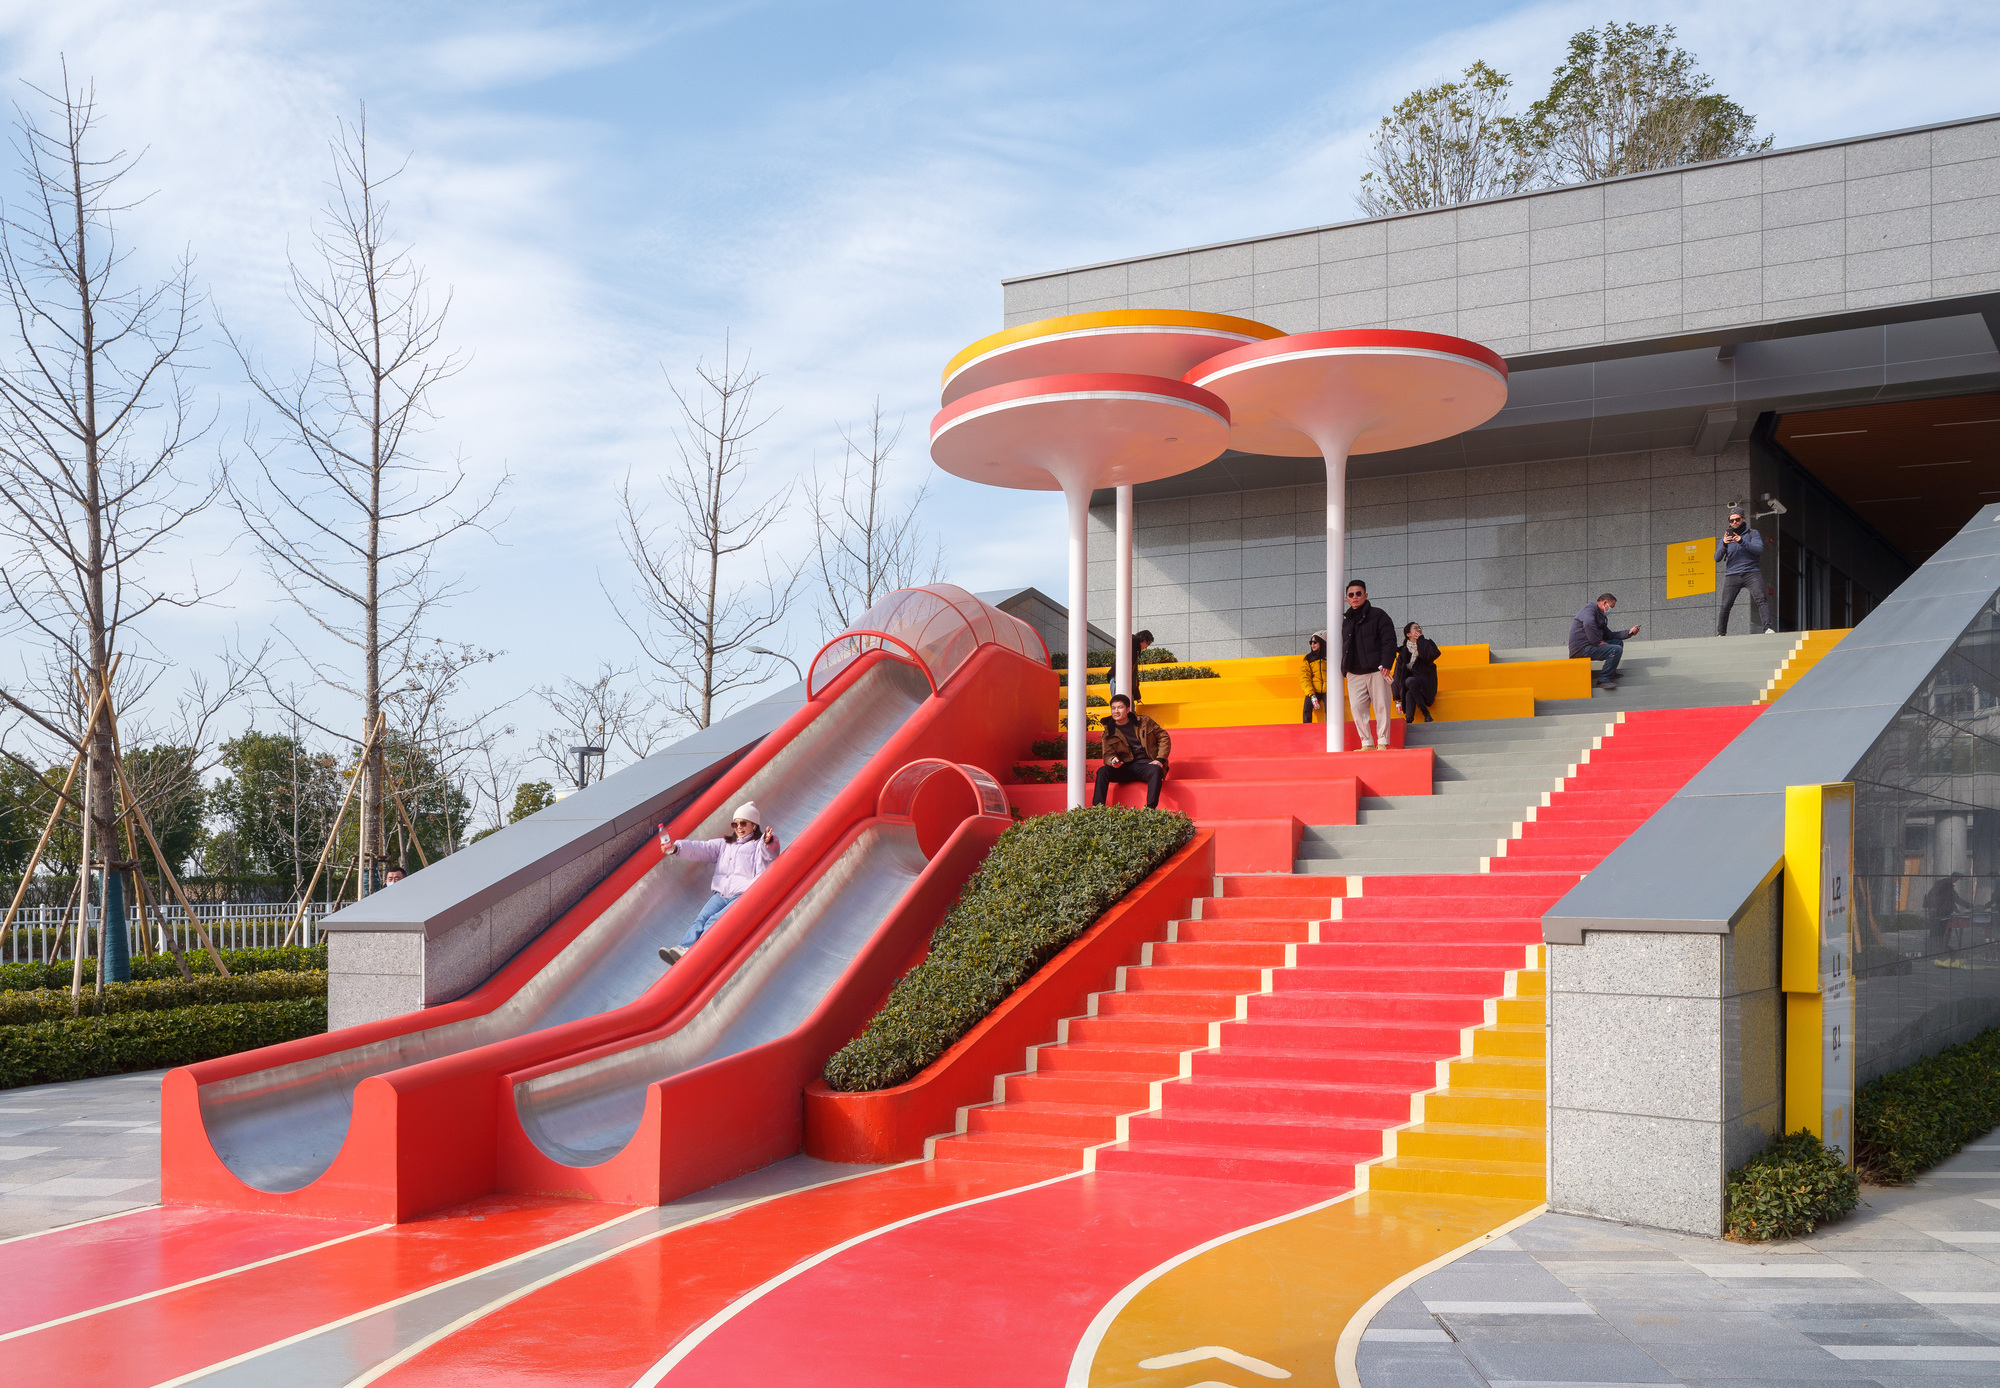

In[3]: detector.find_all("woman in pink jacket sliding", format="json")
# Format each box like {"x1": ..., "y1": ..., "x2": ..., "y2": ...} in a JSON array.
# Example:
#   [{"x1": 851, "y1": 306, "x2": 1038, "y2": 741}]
[{"x1": 655, "y1": 801, "x2": 781, "y2": 966}]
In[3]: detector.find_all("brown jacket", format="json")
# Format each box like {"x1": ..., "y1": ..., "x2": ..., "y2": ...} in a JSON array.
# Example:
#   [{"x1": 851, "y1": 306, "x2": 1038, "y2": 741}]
[{"x1": 1100, "y1": 712, "x2": 1171, "y2": 765}]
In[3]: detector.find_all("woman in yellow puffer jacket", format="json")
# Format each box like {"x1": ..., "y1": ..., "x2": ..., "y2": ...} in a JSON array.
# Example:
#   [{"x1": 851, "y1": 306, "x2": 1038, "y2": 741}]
[{"x1": 1299, "y1": 631, "x2": 1328, "y2": 723}]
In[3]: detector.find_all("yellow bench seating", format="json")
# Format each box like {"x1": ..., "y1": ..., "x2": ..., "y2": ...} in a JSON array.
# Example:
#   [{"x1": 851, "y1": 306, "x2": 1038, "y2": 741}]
[{"x1": 1060, "y1": 644, "x2": 1586, "y2": 728}]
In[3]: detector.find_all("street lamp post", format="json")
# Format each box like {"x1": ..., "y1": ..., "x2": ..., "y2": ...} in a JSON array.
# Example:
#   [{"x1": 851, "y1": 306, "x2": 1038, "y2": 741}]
[{"x1": 566, "y1": 744, "x2": 605, "y2": 791}]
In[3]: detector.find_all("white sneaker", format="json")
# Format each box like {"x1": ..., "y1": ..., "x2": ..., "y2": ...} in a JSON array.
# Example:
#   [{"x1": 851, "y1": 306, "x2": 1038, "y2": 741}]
[{"x1": 1764, "y1": 628, "x2": 1776, "y2": 634}]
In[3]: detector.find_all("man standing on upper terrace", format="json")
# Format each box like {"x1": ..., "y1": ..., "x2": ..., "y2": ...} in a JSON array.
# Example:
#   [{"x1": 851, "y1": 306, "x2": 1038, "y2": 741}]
[
  {"x1": 1716, "y1": 506, "x2": 1775, "y2": 635},
  {"x1": 1340, "y1": 580, "x2": 1397, "y2": 750},
  {"x1": 1570, "y1": 593, "x2": 1640, "y2": 691}
]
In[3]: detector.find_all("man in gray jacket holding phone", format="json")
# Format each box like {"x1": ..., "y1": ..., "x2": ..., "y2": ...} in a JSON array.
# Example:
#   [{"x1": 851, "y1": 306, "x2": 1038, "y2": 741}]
[{"x1": 1716, "y1": 507, "x2": 1774, "y2": 635}]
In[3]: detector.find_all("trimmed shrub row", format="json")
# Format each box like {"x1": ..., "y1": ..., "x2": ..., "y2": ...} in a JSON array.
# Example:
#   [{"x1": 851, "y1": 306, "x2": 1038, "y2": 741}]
[
  {"x1": 822, "y1": 806, "x2": 1194, "y2": 1093},
  {"x1": 0, "y1": 944, "x2": 327, "y2": 994},
  {"x1": 0, "y1": 971, "x2": 326, "y2": 1026},
  {"x1": 1724, "y1": 1129, "x2": 1859, "y2": 1240},
  {"x1": 1056, "y1": 693, "x2": 1110, "y2": 709},
  {"x1": 1855, "y1": 1025, "x2": 2000, "y2": 1184},
  {"x1": 1050, "y1": 646, "x2": 1180, "y2": 671},
  {"x1": 0, "y1": 996, "x2": 328, "y2": 1089},
  {"x1": 1031, "y1": 738, "x2": 1104, "y2": 759}
]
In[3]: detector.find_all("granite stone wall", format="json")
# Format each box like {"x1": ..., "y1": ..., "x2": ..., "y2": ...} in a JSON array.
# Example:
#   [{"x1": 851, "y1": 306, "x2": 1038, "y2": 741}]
[{"x1": 1547, "y1": 878, "x2": 1784, "y2": 1237}]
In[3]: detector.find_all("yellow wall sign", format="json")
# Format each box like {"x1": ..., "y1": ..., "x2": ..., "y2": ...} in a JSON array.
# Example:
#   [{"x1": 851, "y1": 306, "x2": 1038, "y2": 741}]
[
  {"x1": 1666, "y1": 538, "x2": 1716, "y2": 599},
  {"x1": 1783, "y1": 782, "x2": 1856, "y2": 1164}
]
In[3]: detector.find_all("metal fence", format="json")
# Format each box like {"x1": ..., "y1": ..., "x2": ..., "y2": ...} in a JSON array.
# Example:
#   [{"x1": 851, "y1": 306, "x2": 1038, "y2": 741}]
[{"x1": 2, "y1": 901, "x2": 333, "y2": 965}]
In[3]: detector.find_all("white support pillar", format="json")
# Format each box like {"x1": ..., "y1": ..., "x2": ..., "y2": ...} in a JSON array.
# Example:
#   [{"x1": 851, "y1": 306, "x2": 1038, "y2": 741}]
[
  {"x1": 1115, "y1": 485, "x2": 1135, "y2": 703},
  {"x1": 1322, "y1": 443, "x2": 1351, "y2": 754},
  {"x1": 1064, "y1": 482, "x2": 1091, "y2": 809}
]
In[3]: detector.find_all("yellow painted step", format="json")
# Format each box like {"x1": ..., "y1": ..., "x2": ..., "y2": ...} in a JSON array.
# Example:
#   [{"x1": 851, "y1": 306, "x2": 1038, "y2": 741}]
[
  {"x1": 1472, "y1": 1024, "x2": 1546, "y2": 1059},
  {"x1": 1512, "y1": 971, "x2": 1547, "y2": 998},
  {"x1": 1366, "y1": 1155, "x2": 1546, "y2": 1199},
  {"x1": 1394, "y1": 1121, "x2": 1544, "y2": 1163},
  {"x1": 1493, "y1": 997, "x2": 1544, "y2": 1026},
  {"x1": 1421, "y1": 1087, "x2": 1546, "y2": 1127},
  {"x1": 1757, "y1": 628, "x2": 1851, "y2": 705},
  {"x1": 1446, "y1": 1055, "x2": 1546, "y2": 1089}
]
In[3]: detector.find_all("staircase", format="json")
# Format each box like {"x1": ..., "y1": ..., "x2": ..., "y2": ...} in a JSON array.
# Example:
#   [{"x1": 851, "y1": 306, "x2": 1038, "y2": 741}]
[
  {"x1": 1296, "y1": 631, "x2": 1802, "y2": 876},
  {"x1": 930, "y1": 706, "x2": 1763, "y2": 1191},
  {"x1": 1757, "y1": 628, "x2": 1851, "y2": 703}
]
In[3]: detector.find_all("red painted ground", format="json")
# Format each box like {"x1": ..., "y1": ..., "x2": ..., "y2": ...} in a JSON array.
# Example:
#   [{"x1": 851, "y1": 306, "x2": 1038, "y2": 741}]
[
  {"x1": 654, "y1": 1172, "x2": 1334, "y2": 1386},
  {"x1": 0, "y1": 1206, "x2": 376, "y2": 1336},
  {"x1": 0, "y1": 1196, "x2": 623, "y2": 1387},
  {"x1": 372, "y1": 1164, "x2": 1038, "y2": 1387}
]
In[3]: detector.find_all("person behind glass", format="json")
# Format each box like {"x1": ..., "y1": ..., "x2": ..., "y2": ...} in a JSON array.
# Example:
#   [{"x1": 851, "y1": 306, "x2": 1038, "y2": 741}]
[
  {"x1": 655, "y1": 801, "x2": 781, "y2": 965},
  {"x1": 1299, "y1": 630, "x2": 1328, "y2": 724},
  {"x1": 1715, "y1": 507, "x2": 1774, "y2": 635},
  {"x1": 1391, "y1": 621, "x2": 1441, "y2": 723},
  {"x1": 1093, "y1": 693, "x2": 1170, "y2": 809},
  {"x1": 1569, "y1": 592, "x2": 1640, "y2": 690},
  {"x1": 1340, "y1": 579, "x2": 1396, "y2": 749}
]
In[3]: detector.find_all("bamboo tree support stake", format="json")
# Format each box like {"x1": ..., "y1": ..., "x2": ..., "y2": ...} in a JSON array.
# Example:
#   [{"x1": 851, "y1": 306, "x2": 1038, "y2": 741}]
[
  {"x1": 101, "y1": 696, "x2": 230, "y2": 976},
  {"x1": 70, "y1": 747, "x2": 93, "y2": 1000},
  {"x1": 284, "y1": 714, "x2": 385, "y2": 947},
  {"x1": 384, "y1": 765, "x2": 431, "y2": 869},
  {"x1": 123, "y1": 806, "x2": 188, "y2": 980},
  {"x1": 2, "y1": 664, "x2": 120, "y2": 943}
]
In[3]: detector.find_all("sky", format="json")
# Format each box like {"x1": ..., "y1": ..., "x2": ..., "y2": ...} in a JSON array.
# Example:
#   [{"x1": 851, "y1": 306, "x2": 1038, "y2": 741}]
[{"x1": 0, "y1": 0, "x2": 1993, "y2": 817}]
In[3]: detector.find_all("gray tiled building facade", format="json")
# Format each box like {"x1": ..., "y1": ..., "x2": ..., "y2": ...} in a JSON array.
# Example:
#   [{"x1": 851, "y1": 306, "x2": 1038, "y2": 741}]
[{"x1": 1008, "y1": 113, "x2": 2000, "y2": 658}]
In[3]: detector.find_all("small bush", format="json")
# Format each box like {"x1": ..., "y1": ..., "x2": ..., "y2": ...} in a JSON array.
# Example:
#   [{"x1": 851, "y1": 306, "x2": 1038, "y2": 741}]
[
  {"x1": 0, "y1": 971, "x2": 326, "y2": 1026},
  {"x1": 1855, "y1": 1025, "x2": 2000, "y2": 1184},
  {"x1": 1138, "y1": 665, "x2": 1220, "y2": 682},
  {"x1": 1057, "y1": 693, "x2": 1110, "y2": 709},
  {"x1": 0, "y1": 996, "x2": 328, "y2": 1089},
  {"x1": 0, "y1": 944, "x2": 326, "y2": 994},
  {"x1": 1031, "y1": 738, "x2": 1103, "y2": 759},
  {"x1": 1725, "y1": 1129, "x2": 1859, "y2": 1240},
  {"x1": 1051, "y1": 646, "x2": 1181, "y2": 671},
  {"x1": 823, "y1": 806, "x2": 1194, "y2": 1093},
  {"x1": 1011, "y1": 763, "x2": 1064, "y2": 784}
]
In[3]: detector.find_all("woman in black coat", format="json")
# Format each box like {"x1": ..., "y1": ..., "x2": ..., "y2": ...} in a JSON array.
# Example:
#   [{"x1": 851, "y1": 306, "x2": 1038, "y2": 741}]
[{"x1": 1390, "y1": 621, "x2": 1441, "y2": 723}]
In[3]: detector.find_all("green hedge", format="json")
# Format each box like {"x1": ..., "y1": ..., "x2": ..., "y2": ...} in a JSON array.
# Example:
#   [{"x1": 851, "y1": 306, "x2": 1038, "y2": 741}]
[
  {"x1": 1051, "y1": 646, "x2": 1180, "y2": 671},
  {"x1": 0, "y1": 997, "x2": 328, "y2": 1089},
  {"x1": 823, "y1": 806, "x2": 1194, "y2": 1093},
  {"x1": 1725, "y1": 1129, "x2": 1859, "y2": 1240},
  {"x1": 0, "y1": 971, "x2": 326, "y2": 1026},
  {"x1": 0, "y1": 944, "x2": 326, "y2": 994},
  {"x1": 1855, "y1": 1025, "x2": 2000, "y2": 1184},
  {"x1": 1031, "y1": 738, "x2": 1104, "y2": 759}
]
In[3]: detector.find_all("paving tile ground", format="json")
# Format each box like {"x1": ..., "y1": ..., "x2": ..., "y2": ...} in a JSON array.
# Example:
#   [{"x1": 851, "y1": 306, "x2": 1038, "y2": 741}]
[
  {"x1": 1359, "y1": 1128, "x2": 2000, "y2": 1387},
  {"x1": 0, "y1": 1069, "x2": 164, "y2": 1238}
]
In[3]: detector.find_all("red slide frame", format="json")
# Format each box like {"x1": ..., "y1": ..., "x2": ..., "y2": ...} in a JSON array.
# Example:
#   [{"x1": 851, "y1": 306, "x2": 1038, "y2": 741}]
[{"x1": 162, "y1": 644, "x2": 1053, "y2": 1222}]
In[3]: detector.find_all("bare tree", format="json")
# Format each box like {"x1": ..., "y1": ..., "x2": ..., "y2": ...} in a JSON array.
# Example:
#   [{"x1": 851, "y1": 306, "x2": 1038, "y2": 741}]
[
  {"x1": 533, "y1": 661, "x2": 676, "y2": 786},
  {"x1": 807, "y1": 399, "x2": 942, "y2": 631},
  {"x1": 226, "y1": 108, "x2": 504, "y2": 894},
  {"x1": 0, "y1": 69, "x2": 223, "y2": 942},
  {"x1": 611, "y1": 342, "x2": 797, "y2": 729},
  {"x1": 1515, "y1": 23, "x2": 1771, "y2": 185},
  {"x1": 1357, "y1": 61, "x2": 1539, "y2": 216}
]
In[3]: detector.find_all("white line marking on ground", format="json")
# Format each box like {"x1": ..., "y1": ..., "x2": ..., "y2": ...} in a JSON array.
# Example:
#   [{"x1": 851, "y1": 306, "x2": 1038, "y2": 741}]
[
  {"x1": 1906, "y1": 1291, "x2": 2000, "y2": 1304},
  {"x1": 634, "y1": 1171, "x2": 1084, "y2": 1386},
  {"x1": 1362, "y1": 1328, "x2": 1452, "y2": 1343},
  {"x1": 1136, "y1": 1344, "x2": 1290, "y2": 1377},
  {"x1": 1690, "y1": 1263, "x2": 1864, "y2": 1278},
  {"x1": 1423, "y1": 1301, "x2": 1597, "y2": 1314},
  {"x1": 0, "y1": 1223, "x2": 392, "y2": 1343},
  {"x1": 1926, "y1": 1230, "x2": 2000, "y2": 1243},
  {"x1": 343, "y1": 1162, "x2": 918, "y2": 1387},
  {"x1": 1823, "y1": 1345, "x2": 2000, "y2": 1361},
  {"x1": 0, "y1": 1203, "x2": 157, "y2": 1246},
  {"x1": 145, "y1": 1208, "x2": 650, "y2": 1388}
]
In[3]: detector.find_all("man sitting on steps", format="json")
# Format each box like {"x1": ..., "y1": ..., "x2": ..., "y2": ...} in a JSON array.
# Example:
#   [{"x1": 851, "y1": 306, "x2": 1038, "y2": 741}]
[
  {"x1": 1093, "y1": 694, "x2": 1170, "y2": 809},
  {"x1": 1569, "y1": 592, "x2": 1640, "y2": 691}
]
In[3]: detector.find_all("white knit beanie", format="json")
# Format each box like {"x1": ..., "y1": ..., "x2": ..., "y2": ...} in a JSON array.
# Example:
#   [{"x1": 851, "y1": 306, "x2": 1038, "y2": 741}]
[{"x1": 732, "y1": 801, "x2": 761, "y2": 825}]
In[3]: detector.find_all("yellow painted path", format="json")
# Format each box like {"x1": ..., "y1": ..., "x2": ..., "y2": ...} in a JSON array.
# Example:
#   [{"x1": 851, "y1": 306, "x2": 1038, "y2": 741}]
[{"x1": 1075, "y1": 1190, "x2": 1542, "y2": 1387}]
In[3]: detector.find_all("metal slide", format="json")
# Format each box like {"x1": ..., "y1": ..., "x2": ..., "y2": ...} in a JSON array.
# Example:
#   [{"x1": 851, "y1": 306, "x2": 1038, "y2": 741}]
[
  {"x1": 200, "y1": 659, "x2": 931, "y2": 1193},
  {"x1": 513, "y1": 820, "x2": 935, "y2": 1166}
]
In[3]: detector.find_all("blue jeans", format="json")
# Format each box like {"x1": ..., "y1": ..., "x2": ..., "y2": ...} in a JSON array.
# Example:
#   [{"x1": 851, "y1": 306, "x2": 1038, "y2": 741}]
[
  {"x1": 678, "y1": 892, "x2": 738, "y2": 949},
  {"x1": 1582, "y1": 640, "x2": 1624, "y2": 678}
]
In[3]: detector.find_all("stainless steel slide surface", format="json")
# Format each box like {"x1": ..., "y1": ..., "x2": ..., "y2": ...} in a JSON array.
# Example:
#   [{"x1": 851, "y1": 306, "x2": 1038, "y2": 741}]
[
  {"x1": 513, "y1": 822, "x2": 931, "y2": 1167},
  {"x1": 199, "y1": 659, "x2": 931, "y2": 1193}
]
